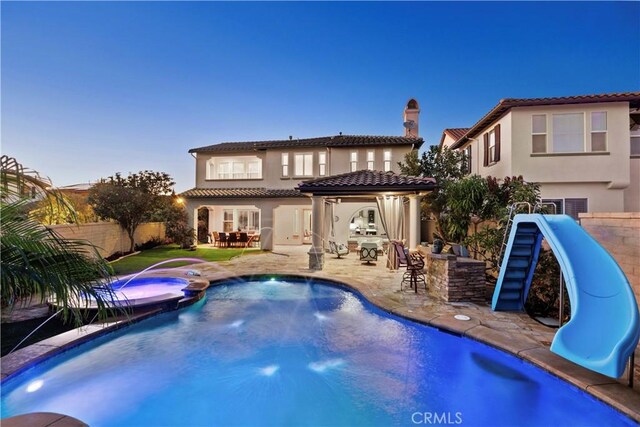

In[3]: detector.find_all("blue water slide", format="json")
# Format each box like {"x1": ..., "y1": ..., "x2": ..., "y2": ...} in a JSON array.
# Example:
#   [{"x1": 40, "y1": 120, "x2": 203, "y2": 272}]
[{"x1": 492, "y1": 214, "x2": 640, "y2": 378}]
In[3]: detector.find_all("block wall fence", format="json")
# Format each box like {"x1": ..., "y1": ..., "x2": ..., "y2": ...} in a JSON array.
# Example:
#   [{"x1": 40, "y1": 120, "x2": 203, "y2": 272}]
[
  {"x1": 48, "y1": 222, "x2": 166, "y2": 258},
  {"x1": 579, "y1": 212, "x2": 640, "y2": 304}
]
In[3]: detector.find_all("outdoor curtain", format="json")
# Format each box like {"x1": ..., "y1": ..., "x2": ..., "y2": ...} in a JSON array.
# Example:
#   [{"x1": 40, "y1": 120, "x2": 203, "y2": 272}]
[
  {"x1": 376, "y1": 196, "x2": 405, "y2": 269},
  {"x1": 323, "y1": 200, "x2": 335, "y2": 250}
]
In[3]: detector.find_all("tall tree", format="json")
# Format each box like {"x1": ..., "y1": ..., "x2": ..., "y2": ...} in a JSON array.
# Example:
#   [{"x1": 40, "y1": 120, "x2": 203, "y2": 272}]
[
  {"x1": 399, "y1": 146, "x2": 468, "y2": 241},
  {"x1": 88, "y1": 171, "x2": 175, "y2": 252},
  {"x1": 0, "y1": 155, "x2": 116, "y2": 324}
]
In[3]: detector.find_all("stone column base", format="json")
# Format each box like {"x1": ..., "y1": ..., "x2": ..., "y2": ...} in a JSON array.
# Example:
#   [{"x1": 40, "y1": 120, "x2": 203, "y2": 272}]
[{"x1": 308, "y1": 248, "x2": 325, "y2": 270}]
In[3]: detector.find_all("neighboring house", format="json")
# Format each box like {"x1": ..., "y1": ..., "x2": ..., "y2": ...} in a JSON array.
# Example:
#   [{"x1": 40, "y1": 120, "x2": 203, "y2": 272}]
[
  {"x1": 57, "y1": 182, "x2": 94, "y2": 194},
  {"x1": 443, "y1": 92, "x2": 640, "y2": 218},
  {"x1": 182, "y1": 100, "x2": 424, "y2": 251}
]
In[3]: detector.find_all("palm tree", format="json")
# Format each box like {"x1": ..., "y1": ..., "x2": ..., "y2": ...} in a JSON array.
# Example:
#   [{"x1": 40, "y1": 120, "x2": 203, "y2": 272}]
[{"x1": 1, "y1": 155, "x2": 117, "y2": 324}]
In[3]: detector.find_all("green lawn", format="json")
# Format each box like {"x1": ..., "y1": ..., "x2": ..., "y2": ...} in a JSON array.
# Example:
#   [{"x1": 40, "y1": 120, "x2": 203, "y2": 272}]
[{"x1": 110, "y1": 245, "x2": 259, "y2": 276}]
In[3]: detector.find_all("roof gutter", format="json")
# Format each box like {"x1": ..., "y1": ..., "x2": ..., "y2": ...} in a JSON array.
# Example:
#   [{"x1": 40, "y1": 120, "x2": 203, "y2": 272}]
[{"x1": 451, "y1": 100, "x2": 509, "y2": 150}]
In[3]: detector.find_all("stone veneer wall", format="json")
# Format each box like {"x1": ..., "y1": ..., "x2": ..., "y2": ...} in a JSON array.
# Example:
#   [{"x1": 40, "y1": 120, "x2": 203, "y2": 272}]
[
  {"x1": 579, "y1": 212, "x2": 640, "y2": 303},
  {"x1": 48, "y1": 222, "x2": 166, "y2": 258},
  {"x1": 422, "y1": 251, "x2": 486, "y2": 303}
]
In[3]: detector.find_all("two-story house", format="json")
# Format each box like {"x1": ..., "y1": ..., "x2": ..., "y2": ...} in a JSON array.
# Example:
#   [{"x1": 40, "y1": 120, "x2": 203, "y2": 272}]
[
  {"x1": 182, "y1": 100, "x2": 425, "y2": 252},
  {"x1": 441, "y1": 92, "x2": 640, "y2": 218}
]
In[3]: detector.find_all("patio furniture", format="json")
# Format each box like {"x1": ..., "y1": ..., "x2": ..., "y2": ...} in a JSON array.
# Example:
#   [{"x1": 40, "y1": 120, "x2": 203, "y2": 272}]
[
  {"x1": 394, "y1": 242, "x2": 425, "y2": 293},
  {"x1": 328, "y1": 240, "x2": 349, "y2": 259},
  {"x1": 212, "y1": 231, "x2": 221, "y2": 247},
  {"x1": 227, "y1": 232, "x2": 238, "y2": 247},
  {"x1": 250, "y1": 234, "x2": 261, "y2": 248},
  {"x1": 239, "y1": 232, "x2": 249, "y2": 248},
  {"x1": 360, "y1": 242, "x2": 378, "y2": 264},
  {"x1": 393, "y1": 241, "x2": 408, "y2": 269},
  {"x1": 219, "y1": 232, "x2": 228, "y2": 248}
]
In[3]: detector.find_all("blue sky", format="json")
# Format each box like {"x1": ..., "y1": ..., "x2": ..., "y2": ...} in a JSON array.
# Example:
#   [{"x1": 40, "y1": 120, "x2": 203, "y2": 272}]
[{"x1": 2, "y1": 2, "x2": 639, "y2": 191}]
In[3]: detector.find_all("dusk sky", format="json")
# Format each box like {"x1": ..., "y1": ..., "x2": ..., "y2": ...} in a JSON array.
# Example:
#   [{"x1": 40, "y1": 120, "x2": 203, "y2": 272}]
[{"x1": 2, "y1": 2, "x2": 639, "y2": 192}]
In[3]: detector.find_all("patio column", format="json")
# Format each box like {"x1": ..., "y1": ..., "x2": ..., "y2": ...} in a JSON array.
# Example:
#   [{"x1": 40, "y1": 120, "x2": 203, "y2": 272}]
[
  {"x1": 207, "y1": 207, "x2": 215, "y2": 243},
  {"x1": 408, "y1": 195, "x2": 422, "y2": 250},
  {"x1": 191, "y1": 207, "x2": 199, "y2": 245},
  {"x1": 308, "y1": 195, "x2": 324, "y2": 270}
]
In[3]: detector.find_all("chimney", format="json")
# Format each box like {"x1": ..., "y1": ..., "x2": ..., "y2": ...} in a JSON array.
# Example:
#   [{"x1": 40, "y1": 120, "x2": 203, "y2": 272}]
[{"x1": 403, "y1": 99, "x2": 420, "y2": 138}]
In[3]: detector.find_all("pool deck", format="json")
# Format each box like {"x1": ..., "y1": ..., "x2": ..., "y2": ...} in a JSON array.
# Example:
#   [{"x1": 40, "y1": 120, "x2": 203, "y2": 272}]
[{"x1": 2, "y1": 245, "x2": 639, "y2": 423}]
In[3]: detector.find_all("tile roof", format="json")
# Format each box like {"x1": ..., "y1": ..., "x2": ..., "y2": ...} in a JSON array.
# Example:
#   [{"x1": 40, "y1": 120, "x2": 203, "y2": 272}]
[
  {"x1": 297, "y1": 170, "x2": 436, "y2": 195},
  {"x1": 439, "y1": 128, "x2": 470, "y2": 148},
  {"x1": 443, "y1": 128, "x2": 470, "y2": 141},
  {"x1": 181, "y1": 188, "x2": 304, "y2": 199},
  {"x1": 451, "y1": 92, "x2": 640, "y2": 149},
  {"x1": 189, "y1": 134, "x2": 423, "y2": 153}
]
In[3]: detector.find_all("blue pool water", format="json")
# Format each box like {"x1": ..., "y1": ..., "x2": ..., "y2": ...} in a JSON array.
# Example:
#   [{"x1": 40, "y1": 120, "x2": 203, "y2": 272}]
[{"x1": 1, "y1": 279, "x2": 634, "y2": 426}]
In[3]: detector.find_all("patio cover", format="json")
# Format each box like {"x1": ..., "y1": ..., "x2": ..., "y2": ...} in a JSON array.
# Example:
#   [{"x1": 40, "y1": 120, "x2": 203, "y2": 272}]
[{"x1": 297, "y1": 170, "x2": 436, "y2": 270}]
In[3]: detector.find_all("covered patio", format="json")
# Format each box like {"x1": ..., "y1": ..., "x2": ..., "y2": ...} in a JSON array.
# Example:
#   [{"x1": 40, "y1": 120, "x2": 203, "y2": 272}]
[{"x1": 296, "y1": 170, "x2": 436, "y2": 270}]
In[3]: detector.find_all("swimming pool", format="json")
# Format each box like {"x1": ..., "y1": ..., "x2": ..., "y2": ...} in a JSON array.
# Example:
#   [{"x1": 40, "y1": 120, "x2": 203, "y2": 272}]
[{"x1": 1, "y1": 278, "x2": 634, "y2": 426}]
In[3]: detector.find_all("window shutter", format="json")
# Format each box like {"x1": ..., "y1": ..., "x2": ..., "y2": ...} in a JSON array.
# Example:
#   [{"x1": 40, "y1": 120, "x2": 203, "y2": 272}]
[
  {"x1": 483, "y1": 133, "x2": 489, "y2": 166},
  {"x1": 494, "y1": 124, "x2": 501, "y2": 162}
]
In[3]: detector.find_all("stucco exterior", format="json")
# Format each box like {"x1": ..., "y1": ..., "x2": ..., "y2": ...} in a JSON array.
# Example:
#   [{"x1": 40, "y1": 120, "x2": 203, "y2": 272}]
[
  {"x1": 625, "y1": 158, "x2": 640, "y2": 212},
  {"x1": 455, "y1": 100, "x2": 636, "y2": 214},
  {"x1": 185, "y1": 140, "x2": 417, "y2": 250}
]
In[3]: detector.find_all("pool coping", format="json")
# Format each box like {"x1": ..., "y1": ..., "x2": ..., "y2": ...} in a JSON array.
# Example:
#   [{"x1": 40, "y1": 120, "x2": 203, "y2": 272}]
[{"x1": 1, "y1": 271, "x2": 638, "y2": 423}]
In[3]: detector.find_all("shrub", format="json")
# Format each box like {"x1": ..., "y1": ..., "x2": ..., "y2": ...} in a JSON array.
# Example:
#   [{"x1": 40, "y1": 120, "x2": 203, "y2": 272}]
[
  {"x1": 164, "y1": 204, "x2": 195, "y2": 249},
  {"x1": 525, "y1": 249, "x2": 571, "y2": 321},
  {"x1": 134, "y1": 236, "x2": 165, "y2": 251}
]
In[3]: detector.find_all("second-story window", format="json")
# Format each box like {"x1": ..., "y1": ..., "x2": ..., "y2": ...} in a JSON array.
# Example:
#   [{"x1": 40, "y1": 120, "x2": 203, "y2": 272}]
[
  {"x1": 383, "y1": 150, "x2": 392, "y2": 172},
  {"x1": 489, "y1": 130, "x2": 496, "y2": 163},
  {"x1": 553, "y1": 113, "x2": 584, "y2": 152},
  {"x1": 294, "y1": 153, "x2": 313, "y2": 177},
  {"x1": 282, "y1": 153, "x2": 289, "y2": 177},
  {"x1": 591, "y1": 112, "x2": 607, "y2": 152},
  {"x1": 217, "y1": 162, "x2": 231, "y2": 179},
  {"x1": 367, "y1": 151, "x2": 375, "y2": 170},
  {"x1": 350, "y1": 151, "x2": 358, "y2": 172},
  {"x1": 207, "y1": 156, "x2": 262, "y2": 180},
  {"x1": 318, "y1": 152, "x2": 327, "y2": 176},
  {"x1": 532, "y1": 114, "x2": 547, "y2": 153},
  {"x1": 483, "y1": 124, "x2": 501, "y2": 166},
  {"x1": 232, "y1": 162, "x2": 245, "y2": 179}
]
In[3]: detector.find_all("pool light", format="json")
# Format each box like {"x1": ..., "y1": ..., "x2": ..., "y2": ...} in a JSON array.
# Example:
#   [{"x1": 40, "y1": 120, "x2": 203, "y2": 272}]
[
  {"x1": 259, "y1": 365, "x2": 279, "y2": 376},
  {"x1": 26, "y1": 380, "x2": 43, "y2": 393}
]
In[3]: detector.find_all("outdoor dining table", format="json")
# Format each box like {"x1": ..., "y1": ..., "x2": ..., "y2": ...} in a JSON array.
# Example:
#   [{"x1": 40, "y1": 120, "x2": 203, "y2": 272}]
[{"x1": 218, "y1": 232, "x2": 259, "y2": 248}]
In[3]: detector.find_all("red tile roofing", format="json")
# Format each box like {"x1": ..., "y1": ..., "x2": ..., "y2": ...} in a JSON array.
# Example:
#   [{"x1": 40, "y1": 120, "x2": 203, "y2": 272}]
[
  {"x1": 181, "y1": 188, "x2": 304, "y2": 198},
  {"x1": 189, "y1": 134, "x2": 423, "y2": 153},
  {"x1": 443, "y1": 128, "x2": 470, "y2": 141},
  {"x1": 297, "y1": 170, "x2": 436, "y2": 195}
]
